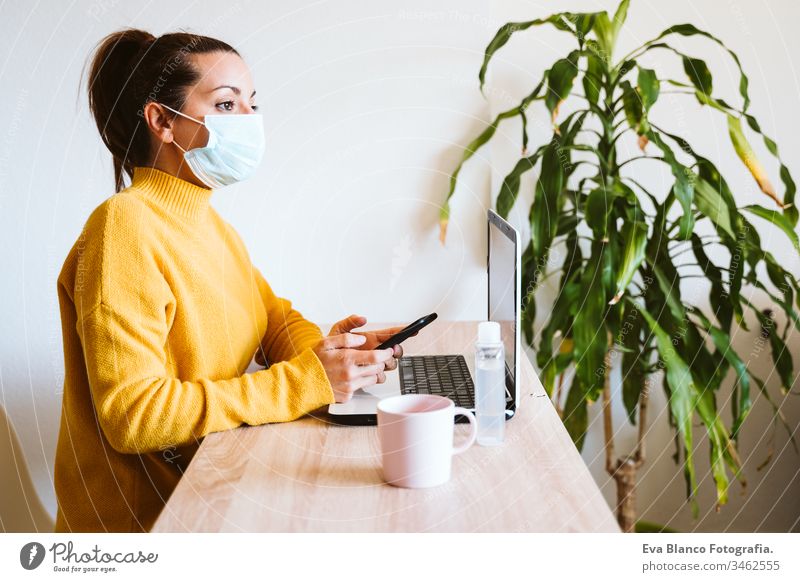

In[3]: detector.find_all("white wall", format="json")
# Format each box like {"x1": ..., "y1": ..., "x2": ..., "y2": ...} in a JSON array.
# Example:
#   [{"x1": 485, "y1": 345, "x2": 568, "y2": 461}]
[{"x1": 0, "y1": 0, "x2": 797, "y2": 531}]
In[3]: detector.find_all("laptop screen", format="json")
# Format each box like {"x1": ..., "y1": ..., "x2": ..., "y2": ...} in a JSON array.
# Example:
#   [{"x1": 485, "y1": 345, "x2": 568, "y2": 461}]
[{"x1": 488, "y1": 212, "x2": 517, "y2": 408}]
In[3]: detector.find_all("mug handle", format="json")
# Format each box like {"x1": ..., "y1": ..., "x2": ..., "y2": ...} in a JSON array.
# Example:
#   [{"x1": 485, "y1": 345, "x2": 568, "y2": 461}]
[{"x1": 452, "y1": 407, "x2": 477, "y2": 455}]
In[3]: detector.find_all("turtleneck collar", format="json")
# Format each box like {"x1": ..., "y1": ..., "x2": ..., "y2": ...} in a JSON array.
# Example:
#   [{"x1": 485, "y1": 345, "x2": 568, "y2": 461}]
[{"x1": 130, "y1": 166, "x2": 213, "y2": 221}]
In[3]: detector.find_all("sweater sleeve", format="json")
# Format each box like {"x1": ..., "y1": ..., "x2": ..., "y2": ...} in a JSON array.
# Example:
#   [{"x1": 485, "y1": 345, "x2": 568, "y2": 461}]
[
  {"x1": 76, "y1": 301, "x2": 335, "y2": 455},
  {"x1": 253, "y1": 267, "x2": 326, "y2": 366}
]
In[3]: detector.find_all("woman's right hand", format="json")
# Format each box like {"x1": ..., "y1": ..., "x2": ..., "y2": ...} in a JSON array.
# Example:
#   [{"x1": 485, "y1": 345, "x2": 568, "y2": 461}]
[{"x1": 311, "y1": 333, "x2": 394, "y2": 403}]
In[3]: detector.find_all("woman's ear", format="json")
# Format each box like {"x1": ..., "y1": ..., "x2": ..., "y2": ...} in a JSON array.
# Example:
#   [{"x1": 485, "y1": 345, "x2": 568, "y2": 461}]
[{"x1": 142, "y1": 102, "x2": 176, "y2": 145}]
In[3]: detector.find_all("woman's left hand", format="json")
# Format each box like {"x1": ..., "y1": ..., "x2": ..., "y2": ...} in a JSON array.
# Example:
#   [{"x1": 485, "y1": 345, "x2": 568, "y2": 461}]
[{"x1": 327, "y1": 315, "x2": 417, "y2": 371}]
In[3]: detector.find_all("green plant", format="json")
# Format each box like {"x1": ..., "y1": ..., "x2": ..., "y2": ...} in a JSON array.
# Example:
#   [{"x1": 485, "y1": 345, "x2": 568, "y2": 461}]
[{"x1": 439, "y1": 0, "x2": 799, "y2": 531}]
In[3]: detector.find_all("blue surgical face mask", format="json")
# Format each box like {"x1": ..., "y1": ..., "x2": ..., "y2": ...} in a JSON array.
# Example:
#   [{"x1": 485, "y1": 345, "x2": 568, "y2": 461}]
[{"x1": 162, "y1": 103, "x2": 265, "y2": 189}]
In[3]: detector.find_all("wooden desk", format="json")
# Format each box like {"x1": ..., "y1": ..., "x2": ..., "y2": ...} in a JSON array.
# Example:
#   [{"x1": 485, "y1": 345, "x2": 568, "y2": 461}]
[{"x1": 152, "y1": 321, "x2": 619, "y2": 532}]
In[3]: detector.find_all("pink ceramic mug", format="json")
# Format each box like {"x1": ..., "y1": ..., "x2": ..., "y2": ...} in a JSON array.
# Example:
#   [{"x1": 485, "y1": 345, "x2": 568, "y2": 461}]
[{"x1": 377, "y1": 394, "x2": 477, "y2": 488}]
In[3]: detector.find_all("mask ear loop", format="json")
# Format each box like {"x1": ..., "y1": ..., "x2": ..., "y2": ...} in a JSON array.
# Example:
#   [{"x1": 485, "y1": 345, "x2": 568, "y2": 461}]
[
  {"x1": 160, "y1": 103, "x2": 203, "y2": 154},
  {"x1": 161, "y1": 103, "x2": 204, "y2": 125}
]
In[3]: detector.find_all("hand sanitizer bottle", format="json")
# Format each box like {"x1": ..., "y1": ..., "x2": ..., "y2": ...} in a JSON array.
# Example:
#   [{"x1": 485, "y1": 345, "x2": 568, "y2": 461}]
[{"x1": 475, "y1": 321, "x2": 505, "y2": 446}]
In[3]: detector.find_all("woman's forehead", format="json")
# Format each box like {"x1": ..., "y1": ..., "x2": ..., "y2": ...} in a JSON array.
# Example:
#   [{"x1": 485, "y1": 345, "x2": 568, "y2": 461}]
[{"x1": 189, "y1": 52, "x2": 254, "y2": 96}]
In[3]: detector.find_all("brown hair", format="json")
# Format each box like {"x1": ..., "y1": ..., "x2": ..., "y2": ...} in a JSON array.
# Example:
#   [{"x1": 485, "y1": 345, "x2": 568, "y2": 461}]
[{"x1": 86, "y1": 29, "x2": 239, "y2": 191}]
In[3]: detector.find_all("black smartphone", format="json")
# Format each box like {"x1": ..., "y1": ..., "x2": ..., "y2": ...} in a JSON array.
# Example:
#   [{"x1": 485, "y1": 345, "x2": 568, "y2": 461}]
[{"x1": 375, "y1": 312, "x2": 438, "y2": 350}]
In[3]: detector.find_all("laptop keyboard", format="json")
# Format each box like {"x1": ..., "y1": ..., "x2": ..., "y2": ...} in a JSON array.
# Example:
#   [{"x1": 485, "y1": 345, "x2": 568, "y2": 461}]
[{"x1": 398, "y1": 355, "x2": 474, "y2": 409}]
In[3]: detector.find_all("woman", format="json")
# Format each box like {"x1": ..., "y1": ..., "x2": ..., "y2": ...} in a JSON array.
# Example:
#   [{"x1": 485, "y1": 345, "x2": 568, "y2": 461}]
[{"x1": 54, "y1": 28, "x2": 404, "y2": 532}]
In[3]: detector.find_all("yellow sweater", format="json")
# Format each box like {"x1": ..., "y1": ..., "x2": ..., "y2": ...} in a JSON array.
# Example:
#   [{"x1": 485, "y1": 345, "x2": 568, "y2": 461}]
[{"x1": 54, "y1": 166, "x2": 335, "y2": 532}]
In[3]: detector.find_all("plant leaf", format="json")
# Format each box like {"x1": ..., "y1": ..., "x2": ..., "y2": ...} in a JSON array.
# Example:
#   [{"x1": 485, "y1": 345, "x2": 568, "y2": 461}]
[
  {"x1": 479, "y1": 14, "x2": 596, "y2": 91},
  {"x1": 759, "y1": 250, "x2": 800, "y2": 331},
  {"x1": 545, "y1": 51, "x2": 580, "y2": 127},
  {"x1": 496, "y1": 145, "x2": 546, "y2": 219},
  {"x1": 573, "y1": 240, "x2": 609, "y2": 403},
  {"x1": 440, "y1": 78, "x2": 545, "y2": 244},
  {"x1": 610, "y1": 209, "x2": 647, "y2": 305},
  {"x1": 645, "y1": 241, "x2": 727, "y2": 401},
  {"x1": 585, "y1": 187, "x2": 612, "y2": 239},
  {"x1": 556, "y1": 213, "x2": 580, "y2": 236},
  {"x1": 690, "y1": 309, "x2": 752, "y2": 441},
  {"x1": 690, "y1": 233, "x2": 733, "y2": 332},
  {"x1": 621, "y1": 80, "x2": 642, "y2": 130},
  {"x1": 741, "y1": 205, "x2": 799, "y2": 251},
  {"x1": 530, "y1": 140, "x2": 565, "y2": 257},
  {"x1": 593, "y1": 0, "x2": 629, "y2": 61},
  {"x1": 602, "y1": 218, "x2": 622, "y2": 305},
  {"x1": 728, "y1": 115, "x2": 782, "y2": 207},
  {"x1": 562, "y1": 375, "x2": 589, "y2": 449},
  {"x1": 645, "y1": 23, "x2": 751, "y2": 111},
  {"x1": 583, "y1": 52, "x2": 604, "y2": 106},
  {"x1": 751, "y1": 279, "x2": 800, "y2": 335},
  {"x1": 520, "y1": 240, "x2": 537, "y2": 345},
  {"x1": 682, "y1": 56, "x2": 713, "y2": 95},
  {"x1": 538, "y1": 231, "x2": 583, "y2": 395},
  {"x1": 637, "y1": 66, "x2": 659, "y2": 112},
  {"x1": 693, "y1": 177, "x2": 734, "y2": 238},
  {"x1": 619, "y1": 302, "x2": 644, "y2": 424},
  {"x1": 640, "y1": 273, "x2": 737, "y2": 508},
  {"x1": 635, "y1": 521, "x2": 679, "y2": 533},
  {"x1": 574, "y1": 13, "x2": 597, "y2": 47},
  {"x1": 744, "y1": 114, "x2": 798, "y2": 225},
  {"x1": 685, "y1": 158, "x2": 747, "y2": 328},
  {"x1": 671, "y1": 76, "x2": 798, "y2": 226},
  {"x1": 694, "y1": 387, "x2": 738, "y2": 506},
  {"x1": 646, "y1": 130, "x2": 695, "y2": 239},
  {"x1": 612, "y1": 0, "x2": 631, "y2": 38},
  {"x1": 751, "y1": 374, "x2": 799, "y2": 454},
  {"x1": 592, "y1": 13, "x2": 614, "y2": 61},
  {"x1": 496, "y1": 97, "x2": 587, "y2": 220},
  {"x1": 747, "y1": 301, "x2": 795, "y2": 394},
  {"x1": 637, "y1": 303, "x2": 699, "y2": 514}
]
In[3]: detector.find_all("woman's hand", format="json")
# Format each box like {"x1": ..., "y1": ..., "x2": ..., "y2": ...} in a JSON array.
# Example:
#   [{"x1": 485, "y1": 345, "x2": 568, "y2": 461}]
[
  {"x1": 328, "y1": 314, "x2": 418, "y2": 370},
  {"x1": 311, "y1": 316, "x2": 395, "y2": 403}
]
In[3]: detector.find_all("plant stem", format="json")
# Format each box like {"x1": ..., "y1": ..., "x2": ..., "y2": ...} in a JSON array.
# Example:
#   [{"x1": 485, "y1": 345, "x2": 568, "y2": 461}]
[
  {"x1": 615, "y1": 460, "x2": 638, "y2": 533},
  {"x1": 602, "y1": 350, "x2": 616, "y2": 476},
  {"x1": 602, "y1": 346, "x2": 640, "y2": 533},
  {"x1": 633, "y1": 377, "x2": 649, "y2": 468}
]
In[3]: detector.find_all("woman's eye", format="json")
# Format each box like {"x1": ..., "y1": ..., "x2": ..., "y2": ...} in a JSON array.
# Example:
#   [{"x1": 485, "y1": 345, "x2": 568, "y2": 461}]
[
  {"x1": 216, "y1": 101, "x2": 235, "y2": 112},
  {"x1": 251, "y1": 104, "x2": 259, "y2": 111}
]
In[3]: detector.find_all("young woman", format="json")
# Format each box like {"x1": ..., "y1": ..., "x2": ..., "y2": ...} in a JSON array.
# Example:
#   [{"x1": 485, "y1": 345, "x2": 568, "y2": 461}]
[{"x1": 54, "y1": 29, "x2": 405, "y2": 532}]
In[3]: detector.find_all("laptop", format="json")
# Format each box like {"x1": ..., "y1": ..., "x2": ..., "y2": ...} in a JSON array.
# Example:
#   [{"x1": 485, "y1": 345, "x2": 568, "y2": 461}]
[{"x1": 326, "y1": 208, "x2": 521, "y2": 425}]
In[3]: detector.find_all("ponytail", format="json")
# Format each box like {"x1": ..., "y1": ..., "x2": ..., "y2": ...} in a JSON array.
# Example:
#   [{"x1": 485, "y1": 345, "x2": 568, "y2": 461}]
[{"x1": 86, "y1": 28, "x2": 238, "y2": 191}]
